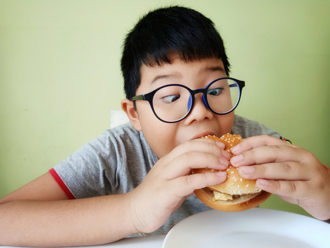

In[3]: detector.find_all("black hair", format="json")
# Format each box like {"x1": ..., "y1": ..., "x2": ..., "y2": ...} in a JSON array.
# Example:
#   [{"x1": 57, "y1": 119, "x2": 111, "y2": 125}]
[{"x1": 121, "y1": 6, "x2": 230, "y2": 100}]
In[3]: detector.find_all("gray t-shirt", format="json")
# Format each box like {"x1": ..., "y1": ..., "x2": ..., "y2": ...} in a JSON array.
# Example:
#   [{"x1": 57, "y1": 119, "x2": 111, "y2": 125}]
[{"x1": 53, "y1": 115, "x2": 281, "y2": 236}]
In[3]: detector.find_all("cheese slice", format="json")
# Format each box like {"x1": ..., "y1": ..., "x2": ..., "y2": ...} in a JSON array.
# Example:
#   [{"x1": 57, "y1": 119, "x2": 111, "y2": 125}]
[{"x1": 213, "y1": 191, "x2": 233, "y2": 201}]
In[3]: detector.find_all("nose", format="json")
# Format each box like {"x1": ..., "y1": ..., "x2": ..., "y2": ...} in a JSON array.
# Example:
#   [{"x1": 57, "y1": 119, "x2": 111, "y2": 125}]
[
  {"x1": 188, "y1": 94, "x2": 209, "y2": 109},
  {"x1": 184, "y1": 92, "x2": 213, "y2": 124},
  {"x1": 187, "y1": 89, "x2": 210, "y2": 111}
]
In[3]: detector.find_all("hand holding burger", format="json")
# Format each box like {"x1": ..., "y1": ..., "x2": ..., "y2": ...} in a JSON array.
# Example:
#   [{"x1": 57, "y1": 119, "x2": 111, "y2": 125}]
[{"x1": 192, "y1": 133, "x2": 271, "y2": 212}]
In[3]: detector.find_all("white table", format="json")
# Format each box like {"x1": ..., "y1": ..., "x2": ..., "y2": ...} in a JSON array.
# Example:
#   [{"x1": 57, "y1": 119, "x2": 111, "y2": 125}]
[
  {"x1": 103, "y1": 235, "x2": 165, "y2": 248},
  {"x1": 1, "y1": 235, "x2": 166, "y2": 248}
]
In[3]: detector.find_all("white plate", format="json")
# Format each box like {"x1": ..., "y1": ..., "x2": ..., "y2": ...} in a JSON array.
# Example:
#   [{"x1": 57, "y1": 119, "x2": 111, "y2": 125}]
[{"x1": 163, "y1": 208, "x2": 330, "y2": 248}]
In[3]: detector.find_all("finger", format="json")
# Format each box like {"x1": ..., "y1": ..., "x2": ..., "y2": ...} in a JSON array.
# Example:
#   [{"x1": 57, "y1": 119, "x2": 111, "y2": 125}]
[
  {"x1": 231, "y1": 135, "x2": 293, "y2": 155},
  {"x1": 193, "y1": 138, "x2": 231, "y2": 159},
  {"x1": 194, "y1": 137, "x2": 226, "y2": 149},
  {"x1": 165, "y1": 151, "x2": 229, "y2": 179},
  {"x1": 164, "y1": 139, "x2": 228, "y2": 164},
  {"x1": 255, "y1": 179, "x2": 309, "y2": 199},
  {"x1": 230, "y1": 145, "x2": 303, "y2": 167},
  {"x1": 170, "y1": 171, "x2": 227, "y2": 198},
  {"x1": 237, "y1": 162, "x2": 310, "y2": 181}
]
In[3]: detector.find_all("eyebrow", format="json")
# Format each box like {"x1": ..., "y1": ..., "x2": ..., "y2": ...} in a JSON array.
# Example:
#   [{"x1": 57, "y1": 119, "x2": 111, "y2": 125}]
[
  {"x1": 150, "y1": 65, "x2": 225, "y2": 84},
  {"x1": 205, "y1": 65, "x2": 225, "y2": 73},
  {"x1": 151, "y1": 73, "x2": 182, "y2": 84}
]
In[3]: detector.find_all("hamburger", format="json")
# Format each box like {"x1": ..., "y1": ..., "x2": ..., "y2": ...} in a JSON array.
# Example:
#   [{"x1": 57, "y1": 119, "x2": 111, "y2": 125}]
[{"x1": 192, "y1": 133, "x2": 271, "y2": 212}]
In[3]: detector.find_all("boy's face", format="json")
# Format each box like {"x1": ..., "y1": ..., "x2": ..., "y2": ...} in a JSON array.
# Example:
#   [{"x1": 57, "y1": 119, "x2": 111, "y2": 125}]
[{"x1": 124, "y1": 56, "x2": 235, "y2": 159}]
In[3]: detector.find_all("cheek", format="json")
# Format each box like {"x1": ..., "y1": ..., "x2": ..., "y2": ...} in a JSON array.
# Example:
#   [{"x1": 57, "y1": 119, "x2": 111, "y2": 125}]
[
  {"x1": 141, "y1": 120, "x2": 179, "y2": 158},
  {"x1": 217, "y1": 112, "x2": 235, "y2": 135}
]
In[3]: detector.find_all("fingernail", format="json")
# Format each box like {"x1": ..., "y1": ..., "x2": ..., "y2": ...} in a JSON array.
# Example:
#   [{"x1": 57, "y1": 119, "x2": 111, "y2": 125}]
[
  {"x1": 215, "y1": 171, "x2": 227, "y2": 177},
  {"x1": 219, "y1": 157, "x2": 229, "y2": 166},
  {"x1": 231, "y1": 144, "x2": 240, "y2": 154},
  {"x1": 257, "y1": 179, "x2": 270, "y2": 186},
  {"x1": 230, "y1": 154, "x2": 243, "y2": 165},
  {"x1": 239, "y1": 166, "x2": 254, "y2": 174},
  {"x1": 222, "y1": 150, "x2": 231, "y2": 159},
  {"x1": 216, "y1": 141, "x2": 225, "y2": 149}
]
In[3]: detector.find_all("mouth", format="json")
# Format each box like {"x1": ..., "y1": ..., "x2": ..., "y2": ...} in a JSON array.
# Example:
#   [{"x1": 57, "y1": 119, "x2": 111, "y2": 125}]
[{"x1": 191, "y1": 131, "x2": 216, "y2": 140}]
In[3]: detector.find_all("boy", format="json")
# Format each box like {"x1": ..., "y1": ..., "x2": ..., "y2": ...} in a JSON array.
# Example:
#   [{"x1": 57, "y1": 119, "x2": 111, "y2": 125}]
[{"x1": 0, "y1": 6, "x2": 329, "y2": 247}]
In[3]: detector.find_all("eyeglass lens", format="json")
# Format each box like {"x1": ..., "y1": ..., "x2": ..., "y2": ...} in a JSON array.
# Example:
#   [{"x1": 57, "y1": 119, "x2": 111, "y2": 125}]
[{"x1": 152, "y1": 78, "x2": 240, "y2": 122}]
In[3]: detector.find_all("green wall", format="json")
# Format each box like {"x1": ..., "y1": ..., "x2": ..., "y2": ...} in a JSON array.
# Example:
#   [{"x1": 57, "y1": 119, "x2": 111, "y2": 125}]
[{"x1": 1, "y1": 0, "x2": 329, "y2": 218}]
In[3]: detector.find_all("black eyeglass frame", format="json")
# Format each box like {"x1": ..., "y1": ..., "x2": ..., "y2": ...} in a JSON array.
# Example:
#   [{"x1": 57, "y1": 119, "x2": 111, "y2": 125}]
[{"x1": 131, "y1": 77, "x2": 245, "y2": 123}]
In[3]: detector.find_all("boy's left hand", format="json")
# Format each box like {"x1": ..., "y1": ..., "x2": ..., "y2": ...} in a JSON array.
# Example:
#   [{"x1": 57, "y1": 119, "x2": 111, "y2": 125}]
[{"x1": 230, "y1": 135, "x2": 330, "y2": 221}]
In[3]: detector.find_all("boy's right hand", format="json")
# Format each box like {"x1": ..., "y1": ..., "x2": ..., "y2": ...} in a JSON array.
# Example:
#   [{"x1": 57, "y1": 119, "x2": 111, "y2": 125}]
[{"x1": 127, "y1": 138, "x2": 230, "y2": 234}]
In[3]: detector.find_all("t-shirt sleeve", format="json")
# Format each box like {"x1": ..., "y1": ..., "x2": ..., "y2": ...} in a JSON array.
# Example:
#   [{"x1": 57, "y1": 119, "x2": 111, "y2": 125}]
[
  {"x1": 49, "y1": 168, "x2": 76, "y2": 199},
  {"x1": 51, "y1": 130, "x2": 119, "y2": 199},
  {"x1": 50, "y1": 123, "x2": 155, "y2": 199},
  {"x1": 231, "y1": 115, "x2": 281, "y2": 138}
]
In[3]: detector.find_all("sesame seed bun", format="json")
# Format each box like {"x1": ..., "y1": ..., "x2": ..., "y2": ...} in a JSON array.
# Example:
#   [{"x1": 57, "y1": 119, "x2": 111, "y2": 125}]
[{"x1": 192, "y1": 133, "x2": 271, "y2": 212}]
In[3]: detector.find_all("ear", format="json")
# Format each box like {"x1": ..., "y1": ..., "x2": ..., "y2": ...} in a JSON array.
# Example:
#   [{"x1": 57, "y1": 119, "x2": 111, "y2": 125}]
[{"x1": 121, "y1": 99, "x2": 142, "y2": 131}]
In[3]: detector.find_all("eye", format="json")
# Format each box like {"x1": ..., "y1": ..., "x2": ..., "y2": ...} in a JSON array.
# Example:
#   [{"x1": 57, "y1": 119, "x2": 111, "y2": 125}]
[
  {"x1": 162, "y1": 94, "x2": 180, "y2": 103},
  {"x1": 207, "y1": 87, "x2": 223, "y2": 96}
]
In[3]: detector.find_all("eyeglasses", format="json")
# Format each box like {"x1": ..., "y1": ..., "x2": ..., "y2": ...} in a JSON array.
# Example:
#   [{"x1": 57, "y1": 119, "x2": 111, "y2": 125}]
[{"x1": 131, "y1": 77, "x2": 245, "y2": 123}]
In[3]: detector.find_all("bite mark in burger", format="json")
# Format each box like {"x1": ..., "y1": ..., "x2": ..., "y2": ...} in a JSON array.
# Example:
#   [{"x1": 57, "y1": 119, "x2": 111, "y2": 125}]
[{"x1": 192, "y1": 133, "x2": 271, "y2": 212}]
